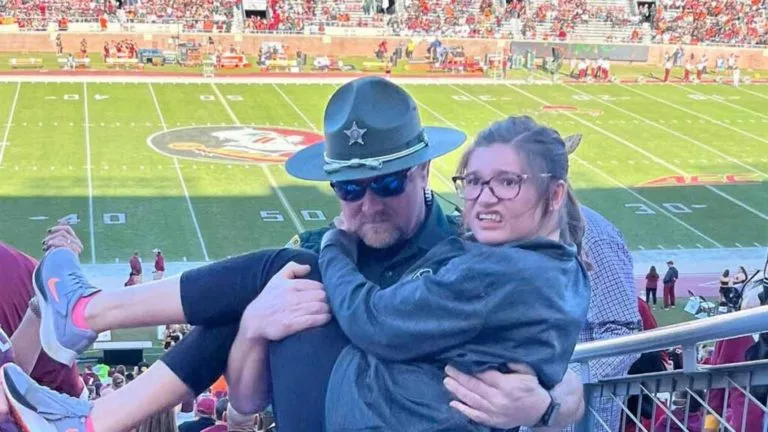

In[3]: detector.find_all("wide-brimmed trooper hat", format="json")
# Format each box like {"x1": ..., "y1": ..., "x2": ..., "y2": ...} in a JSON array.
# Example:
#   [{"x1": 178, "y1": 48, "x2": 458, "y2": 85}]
[{"x1": 285, "y1": 77, "x2": 466, "y2": 182}]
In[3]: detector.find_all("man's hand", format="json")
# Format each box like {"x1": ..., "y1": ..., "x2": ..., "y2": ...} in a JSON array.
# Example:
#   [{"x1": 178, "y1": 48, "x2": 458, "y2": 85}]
[
  {"x1": 444, "y1": 363, "x2": 550, "y2": 429},
  {"x1": 240, "y1": 261, "x2": 331, "y2": 342},
  {"x1": 42, "y1": 221, "x2": 83, "y2": 255}
]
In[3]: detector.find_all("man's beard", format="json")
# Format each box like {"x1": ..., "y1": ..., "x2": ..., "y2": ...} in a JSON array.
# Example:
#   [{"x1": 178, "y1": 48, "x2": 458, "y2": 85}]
[{"x1": 355, "y1": 220, "x2": 405, "y2": 249}]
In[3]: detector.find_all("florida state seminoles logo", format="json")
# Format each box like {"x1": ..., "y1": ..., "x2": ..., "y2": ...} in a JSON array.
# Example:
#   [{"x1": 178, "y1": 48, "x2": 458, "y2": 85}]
[{"x1": 147, "y1": 126, "x2": 323, "y2": 165}]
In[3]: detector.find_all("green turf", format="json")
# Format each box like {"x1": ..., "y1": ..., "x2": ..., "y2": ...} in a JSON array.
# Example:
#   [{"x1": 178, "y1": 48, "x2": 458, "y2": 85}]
[{"x1": 1, "y1": 81, "x2": 766, "y2": 260}]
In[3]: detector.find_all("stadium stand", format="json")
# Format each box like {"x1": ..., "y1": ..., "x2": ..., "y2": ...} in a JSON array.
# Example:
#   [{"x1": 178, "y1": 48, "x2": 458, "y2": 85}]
[{"x1": 0, "y1": 0, "x2": 765, "y2": 45}]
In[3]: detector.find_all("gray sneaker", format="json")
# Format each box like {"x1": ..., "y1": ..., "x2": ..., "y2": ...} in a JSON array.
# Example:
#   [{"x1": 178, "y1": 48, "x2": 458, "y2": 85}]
[
  {"x1": 33, "y1": 248, "x2": 100, "y2": 366},
  {"x1": 1, "y1": 363, "x2": 90, "y2": 432},
  {"x1": 0, "y1": 328, "x2": 13, "y2": 367}
]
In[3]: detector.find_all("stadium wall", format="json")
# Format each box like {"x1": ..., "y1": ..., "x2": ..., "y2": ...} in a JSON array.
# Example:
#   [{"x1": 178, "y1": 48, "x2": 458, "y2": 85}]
[{"x1": 3, "y1": 32, "x2": 767, "y2": 69}]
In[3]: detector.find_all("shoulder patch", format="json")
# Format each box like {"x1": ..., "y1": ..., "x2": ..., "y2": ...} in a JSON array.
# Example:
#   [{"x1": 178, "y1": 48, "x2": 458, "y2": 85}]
[{"x1": 286, "y1": 234, "x2": 301, "y2": 248}]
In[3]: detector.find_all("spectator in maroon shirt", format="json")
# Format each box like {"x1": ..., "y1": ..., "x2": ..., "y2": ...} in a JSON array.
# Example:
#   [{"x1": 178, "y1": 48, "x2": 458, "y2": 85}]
[
  {"x1": 0, "y1": 241, "x2": 85, "y2": 399},
  {"x1": 645, "y1": 265, "x2": 659, "y2": 309},
  {"x1": 153, "y1": 249, "x2": 165, "y2": 280},
  {"x1": 129, "y1": 251, "x2": 143, "y2": 283}
]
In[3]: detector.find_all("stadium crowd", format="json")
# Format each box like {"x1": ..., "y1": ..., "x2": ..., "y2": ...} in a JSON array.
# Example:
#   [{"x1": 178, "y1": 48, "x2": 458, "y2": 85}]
[
  {"x1": 653, "y1": 0, "x2": 768, "y2": 45},
  {"x1": 1, "y1": 0, "x2": 766, "y2": 45}
]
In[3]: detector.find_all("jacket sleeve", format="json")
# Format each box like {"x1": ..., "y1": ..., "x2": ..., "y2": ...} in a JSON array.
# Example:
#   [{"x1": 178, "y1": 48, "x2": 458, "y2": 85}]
[{"x1": 319, "y1": 243, "x2": 489, "y2": 361}]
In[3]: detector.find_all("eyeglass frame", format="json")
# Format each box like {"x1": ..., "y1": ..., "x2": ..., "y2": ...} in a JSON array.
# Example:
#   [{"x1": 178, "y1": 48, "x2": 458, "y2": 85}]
[{"x1": 451, "y1": 172, "x2": 553, "y2": 201}]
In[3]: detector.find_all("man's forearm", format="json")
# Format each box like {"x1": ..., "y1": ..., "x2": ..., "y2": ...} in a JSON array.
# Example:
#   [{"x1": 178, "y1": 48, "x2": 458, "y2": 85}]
[
  {"x1": 535, "y1": 369, "x2": 585, "y2": 431},
  {"x1": 10, "y1": 309, "x2": 42, "y2": 374},
  {"x1": 225, "y1": 326, "x2": 271, "y2": 415}
]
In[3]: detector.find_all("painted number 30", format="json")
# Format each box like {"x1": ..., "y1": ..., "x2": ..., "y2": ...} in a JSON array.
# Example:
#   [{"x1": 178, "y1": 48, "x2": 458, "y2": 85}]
[{"x1": 625, "y1": 203, "x2": 695, "y2": 214}]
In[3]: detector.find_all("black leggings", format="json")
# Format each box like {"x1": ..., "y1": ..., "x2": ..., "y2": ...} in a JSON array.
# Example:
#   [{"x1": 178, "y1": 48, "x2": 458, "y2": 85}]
[
  {"x1": 161, "y1": 248, "x2": 348, "y2": 432},
  {"x1": 645, "y1": 288, "x2": 657, "y2": 305}
]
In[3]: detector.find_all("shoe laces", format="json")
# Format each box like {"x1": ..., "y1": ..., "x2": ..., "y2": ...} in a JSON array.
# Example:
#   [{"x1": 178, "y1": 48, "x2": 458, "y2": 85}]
[{"x1": 68, "y1": 272, "x2": 91, "y2": 291}]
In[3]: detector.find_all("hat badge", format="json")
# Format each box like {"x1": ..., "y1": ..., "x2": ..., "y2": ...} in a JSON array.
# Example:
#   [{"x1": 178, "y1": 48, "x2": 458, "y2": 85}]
[{"x1": 344, "y1": 121, "x2": 367, "y2": 146}]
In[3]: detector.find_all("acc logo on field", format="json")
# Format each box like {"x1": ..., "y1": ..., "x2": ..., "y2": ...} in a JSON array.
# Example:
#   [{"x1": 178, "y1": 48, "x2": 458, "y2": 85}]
[{"x1": 147, "y1": 126, "x2": 323, "y2": 165}]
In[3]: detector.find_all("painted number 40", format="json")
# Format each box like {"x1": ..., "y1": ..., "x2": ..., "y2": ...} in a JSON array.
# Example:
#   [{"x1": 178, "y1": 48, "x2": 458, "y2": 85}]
[{"x1": 57, "y1": 213, "x2": 127, "y2": 225}]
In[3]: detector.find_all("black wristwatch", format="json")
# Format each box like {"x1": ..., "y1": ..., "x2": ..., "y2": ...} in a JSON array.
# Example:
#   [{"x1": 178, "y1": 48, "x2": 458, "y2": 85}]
[{"x1": 533, "y1": 391, "x2": 561, "y2": 428}]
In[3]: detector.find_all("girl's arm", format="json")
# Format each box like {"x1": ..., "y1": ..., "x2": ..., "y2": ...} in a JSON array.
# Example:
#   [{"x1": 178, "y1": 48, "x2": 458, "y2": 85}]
[{"x1": 319, "y1": 230, "x2": 488, "y2": 361}]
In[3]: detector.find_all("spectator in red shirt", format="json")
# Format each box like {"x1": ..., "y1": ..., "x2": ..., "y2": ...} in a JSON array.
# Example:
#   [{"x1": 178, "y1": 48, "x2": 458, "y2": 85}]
[
  {"x1": 0, "y1": 241, "x2": 85, "y2": 399},
  {"x1": 129, "y1": 251, "x2": 142, "y2": 283},
  {"x1": 153, "y1": 249, "x2": 165, "y2": 280},
  {"x1": 201, "y1": 398, "x2": 229, "y2": 432},
  {"x1": 645, "y1": 265, "x2": 659, "y2": 309}
]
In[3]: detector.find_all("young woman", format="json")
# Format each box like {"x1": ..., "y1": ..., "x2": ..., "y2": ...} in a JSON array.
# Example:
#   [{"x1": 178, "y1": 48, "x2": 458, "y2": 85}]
[
  {"x1": 646, "y1": 266, "x2": 659, "y2": 308},
  {"x1": 1, "y1": 116, "x2": 590, "y2": 432}
]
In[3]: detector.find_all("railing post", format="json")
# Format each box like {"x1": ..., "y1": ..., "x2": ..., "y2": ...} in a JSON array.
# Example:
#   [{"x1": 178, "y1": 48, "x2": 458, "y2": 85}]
[
  {"x1": 573, "y1": 361, "x2": 593, "y2": 432},
  {"x1": 573, "y1": 384, "x2": 593, "y2": 432},
  {"x1": 682, "y1": 343, "x2": 698, "y2": 373}
]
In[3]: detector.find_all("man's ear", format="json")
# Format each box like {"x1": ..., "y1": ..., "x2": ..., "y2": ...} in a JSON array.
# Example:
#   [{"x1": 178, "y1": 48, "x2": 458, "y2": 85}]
[
  {"x1": 564, "y1": 134, "x2": 582, "y2": 155},
  {"x1": 416, "y1": 162, "x2": 431, "y2": 184}
]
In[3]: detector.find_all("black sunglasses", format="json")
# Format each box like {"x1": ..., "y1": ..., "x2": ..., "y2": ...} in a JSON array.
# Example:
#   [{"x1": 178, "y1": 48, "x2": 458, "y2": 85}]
[{"x1": 330, "y1": 168, "x2": 412, "y2": 202}]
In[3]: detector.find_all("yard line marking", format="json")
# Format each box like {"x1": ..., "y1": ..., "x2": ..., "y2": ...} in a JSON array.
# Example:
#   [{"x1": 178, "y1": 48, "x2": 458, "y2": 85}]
[
  {"x1": 657, "y1": 245, "x2": 665, "y2": 250},
  {"x1": 408, "y1": 97, "x2": 467, "y2": 189},
  {"x1": 735, "y1": 242, "x2": 743, "y2": 248},
  {"x1": 696, "y1": 244, "x2": 703, "y2": 249},
  {"x1": 755, "y1": 242, "x2": 763, "y2": 248},
  {"x1": 740, "y1": 88, "x2": 768, "y2": 101},
  {"x1": 212, "y1": 83, "x2": 305, "y2": 233},
  {"x1": 448, "y1": 85, "x2": 724, "y2": 247},
  {"x1": 638, "y1": 245, "x2": 645, "y2": 250},
  {"x1": 672, "y1": 84, "x2": 768, "y2": 120},
  {"x1": 618, "y1": 84, "x2": 768, "y2": 147},
  {"x1": 272, "y1": 84, "x2": 317, "y2": 133},
  {"x1": 149, "y1": 83, "x2": 209, "y2": 261},
  {"x1": 563, "y1": 84, "x2": 768, "y2": 178},
  {"x1": 505, "y1": 84, "x2": 768, "y2": 222},
  {"x1": 83, "y1": 83, "x2": 97, "y2": 264},
  {"x1": 677, "y1": 244, "x2": 684, "y2": 249},
  {"x1": 0, "y1": 82, "x2": 21, "y2": 167}
]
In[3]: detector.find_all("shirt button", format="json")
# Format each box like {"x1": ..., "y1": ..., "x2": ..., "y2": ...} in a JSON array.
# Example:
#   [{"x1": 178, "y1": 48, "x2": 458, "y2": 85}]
[{"x1": 384, "y1": 270, "x2": 393, "y2": 278}]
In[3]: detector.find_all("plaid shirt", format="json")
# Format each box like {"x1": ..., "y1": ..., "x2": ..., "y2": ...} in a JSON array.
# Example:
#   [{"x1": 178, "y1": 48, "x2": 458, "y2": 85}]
[{"x1": 522, "y1": 206, "x2": 643, "y2": 432}]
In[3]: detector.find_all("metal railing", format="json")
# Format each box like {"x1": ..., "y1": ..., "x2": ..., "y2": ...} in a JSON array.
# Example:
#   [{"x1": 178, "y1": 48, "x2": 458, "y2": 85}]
[{"x1": 572, "y1": 306, "x2": 768, "y2": 432}]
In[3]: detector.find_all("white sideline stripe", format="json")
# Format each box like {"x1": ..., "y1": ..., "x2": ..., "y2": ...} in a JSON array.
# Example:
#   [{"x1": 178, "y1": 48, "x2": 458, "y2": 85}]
[
  {"x1": 148, "y1": 83, "x2": 210, "y2": 261},
  {"x1": 618, "y1": 84, "x2": 768, "y2": 146},
  {"x1": 449, "y1": 84, "x2": 725, "y2": 247},
  {"x1": 211, "y1": 83, "x2": 305, "y2": 233},
  {"x1": 671, "y1": 84, "x2": 768, "y2": 120},
  {"x1": 83, "y1": 83, "x2": 97, "y2": 264},
  {"x1": 505, "y1": 84, "x2": 768, "y2": 222},
  {"x1": 563, "y1": 85, "x2": 768, "y2": 178},
  {"x1": 0, "y1": 82, "x2": 21, "y2": 167}
]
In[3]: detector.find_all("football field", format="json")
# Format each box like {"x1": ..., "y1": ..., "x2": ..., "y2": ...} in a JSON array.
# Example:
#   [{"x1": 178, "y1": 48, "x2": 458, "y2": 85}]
[{"x1": 1, "y1": 79, "x2": 767, "y2": 266}]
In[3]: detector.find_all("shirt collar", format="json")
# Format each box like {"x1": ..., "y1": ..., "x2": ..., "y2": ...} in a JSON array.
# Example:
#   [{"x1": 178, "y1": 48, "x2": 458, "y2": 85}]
[{"x1": 410, "y1": 201, "x2": 455, "y2": 251}]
